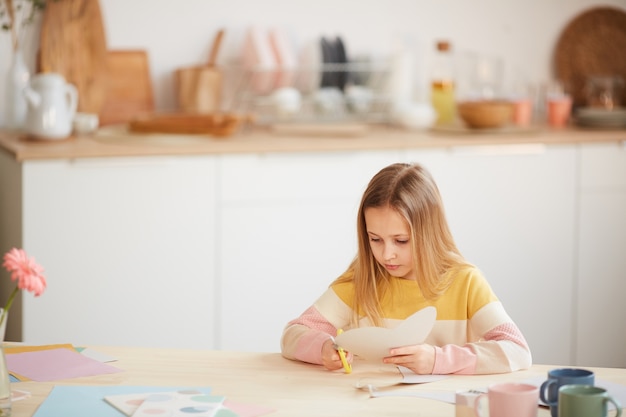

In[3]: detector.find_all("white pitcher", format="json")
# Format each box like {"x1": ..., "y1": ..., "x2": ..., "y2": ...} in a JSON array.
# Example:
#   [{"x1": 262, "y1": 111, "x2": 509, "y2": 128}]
[{"x1": 23, "y1": 73, "x2": 78, "y2": 140}]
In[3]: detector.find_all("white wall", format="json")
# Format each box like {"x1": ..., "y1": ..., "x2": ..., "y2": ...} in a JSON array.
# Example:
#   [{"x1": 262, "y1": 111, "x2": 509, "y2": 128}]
[{"x1": 2, "y1": 0, "x2": 626, "y2": 117}]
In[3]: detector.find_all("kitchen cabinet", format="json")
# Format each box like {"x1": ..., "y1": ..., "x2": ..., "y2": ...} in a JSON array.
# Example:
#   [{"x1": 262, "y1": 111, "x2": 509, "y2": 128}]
[
  {"x1": 576, "y1": 141, "x2": 626, "y2": 368},
  {"x1": 217, "y1": 144, "x2": 579, "y2": 366},
  {"x1": 407, "y1": 144, "x2": 578, "y2": 366},
  {"x1": 1, "y1": 129, "x2": 624, "y2": 368},
  {"x1": 216, "y1": 150, "x2": 403, "y2": 352},
  {"x1": 1, "y1": 153, "x2": 218, "y2": 349}
]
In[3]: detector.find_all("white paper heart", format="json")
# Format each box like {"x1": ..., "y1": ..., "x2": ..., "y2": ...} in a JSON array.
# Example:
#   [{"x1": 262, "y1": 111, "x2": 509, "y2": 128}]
[{"x1": 334, "y1": 306, "x2": 437, "y2": 360}]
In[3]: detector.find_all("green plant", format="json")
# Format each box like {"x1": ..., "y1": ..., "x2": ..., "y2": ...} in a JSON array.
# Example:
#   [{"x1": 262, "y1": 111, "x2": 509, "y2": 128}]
[{"x1": 0, "y1": 0, "x2": 48, "y2": 50}]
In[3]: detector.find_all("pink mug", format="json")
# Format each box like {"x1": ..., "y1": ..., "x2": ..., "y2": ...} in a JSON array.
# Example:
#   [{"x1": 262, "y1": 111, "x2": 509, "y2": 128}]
[
  {"x1": 547, "y1": 95, "x2": 572, "y2": 127},
  {"x1": 474, "y1": 382, "x2": 539, "y2": 417},
  {"x1": 512, "y1": 99, "x2": 533, "y2": 126}
]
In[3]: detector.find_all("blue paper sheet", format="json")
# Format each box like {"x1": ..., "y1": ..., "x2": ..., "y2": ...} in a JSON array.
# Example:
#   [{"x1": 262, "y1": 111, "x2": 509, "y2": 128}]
[{"x1": 33, "y1": 385, "x2": 212, "y2": 417}]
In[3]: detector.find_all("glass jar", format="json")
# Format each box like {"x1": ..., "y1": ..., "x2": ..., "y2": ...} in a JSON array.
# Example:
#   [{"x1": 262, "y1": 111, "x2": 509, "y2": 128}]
[{"x1": 586, "y1": 76, "x2": 624, "y2": 110}]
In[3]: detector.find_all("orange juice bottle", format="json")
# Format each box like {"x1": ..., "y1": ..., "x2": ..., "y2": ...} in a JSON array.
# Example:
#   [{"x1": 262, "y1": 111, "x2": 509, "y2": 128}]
[{"x1": 430, "y1": 40, "x2": 456, "y2": 125}]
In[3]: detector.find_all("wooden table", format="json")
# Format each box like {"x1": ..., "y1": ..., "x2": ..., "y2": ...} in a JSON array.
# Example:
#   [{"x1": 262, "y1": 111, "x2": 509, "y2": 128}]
[{"x1": 10, "y1": 345, "x2": 626, "y2": 417}]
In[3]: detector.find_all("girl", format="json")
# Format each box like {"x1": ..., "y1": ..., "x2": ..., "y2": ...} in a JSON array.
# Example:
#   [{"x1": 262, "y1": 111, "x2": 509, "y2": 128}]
[{"x1": 281, "y1": 162, "x2": 532, "y2": 375}]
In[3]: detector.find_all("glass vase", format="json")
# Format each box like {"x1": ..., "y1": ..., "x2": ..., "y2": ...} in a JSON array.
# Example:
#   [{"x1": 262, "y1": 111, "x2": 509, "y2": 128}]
[
  {"x1": 0, "y1": 347, "x2": 10, "y2": 417},
  {"x1": 0, "y1": 309, "x2": 11, "y2": 417},
  {"x1": 0, "y1": 309, "x2": 6, "y2": 341},
  {"x1": 4, "y1": 45, "x2": 31, "y2": 130}
]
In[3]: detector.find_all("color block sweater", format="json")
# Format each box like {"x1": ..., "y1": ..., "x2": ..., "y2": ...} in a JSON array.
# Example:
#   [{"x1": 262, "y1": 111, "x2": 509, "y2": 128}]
[{"x1": 281, "y1": 266, "x2": 532, "y2": 374}]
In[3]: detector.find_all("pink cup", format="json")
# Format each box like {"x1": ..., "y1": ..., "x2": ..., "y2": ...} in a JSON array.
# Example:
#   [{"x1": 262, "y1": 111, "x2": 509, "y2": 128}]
[
  {"x1": 547, "y1": 96, "x2": 572, "y2": 127},
  {"x1": 474, "y1": 382, "x2": 539, "y2": 417},
  {"x1": 512, "y1": 99, "x2": 533, "y2": 126}
]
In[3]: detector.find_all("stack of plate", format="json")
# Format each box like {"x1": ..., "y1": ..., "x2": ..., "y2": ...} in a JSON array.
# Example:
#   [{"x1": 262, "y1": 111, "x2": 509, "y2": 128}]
[
  {"x1": 574, "y1": 107, "x2": 626, "y2": 129},
  {"x1": 242, "y1": 26, "x2": 298, "y2": 95},
  {"x1": 298, "y1": 36, "x2": 348, "y2": 94}
]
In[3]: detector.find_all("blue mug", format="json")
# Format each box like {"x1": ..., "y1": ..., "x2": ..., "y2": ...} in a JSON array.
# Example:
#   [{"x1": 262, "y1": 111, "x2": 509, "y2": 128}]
[{"x1": 540, "y1": 368, "x2": 595, "y2": 417}]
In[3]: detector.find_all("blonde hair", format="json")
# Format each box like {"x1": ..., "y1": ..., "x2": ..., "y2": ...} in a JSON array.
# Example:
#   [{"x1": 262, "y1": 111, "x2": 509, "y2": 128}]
[{"x1": 335, "y1": 163, "x2": 469, "y2": 326}]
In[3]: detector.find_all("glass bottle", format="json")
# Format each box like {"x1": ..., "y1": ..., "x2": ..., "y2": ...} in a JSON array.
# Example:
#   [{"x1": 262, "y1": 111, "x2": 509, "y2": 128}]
[{"x1": 430, "y1": 40, "x2": 456, "y2": 125}]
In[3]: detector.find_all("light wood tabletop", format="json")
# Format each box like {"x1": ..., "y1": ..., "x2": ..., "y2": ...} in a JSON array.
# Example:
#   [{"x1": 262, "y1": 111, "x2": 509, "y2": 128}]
[{"x1": 9, "y1": 345, "x2": 626, "y2": 417}]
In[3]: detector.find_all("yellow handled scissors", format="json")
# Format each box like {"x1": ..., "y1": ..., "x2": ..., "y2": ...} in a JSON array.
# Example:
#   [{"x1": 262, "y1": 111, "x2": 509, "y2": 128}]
[{"x1": 332, "y1": 329, "x2": 352, "y2": 374}]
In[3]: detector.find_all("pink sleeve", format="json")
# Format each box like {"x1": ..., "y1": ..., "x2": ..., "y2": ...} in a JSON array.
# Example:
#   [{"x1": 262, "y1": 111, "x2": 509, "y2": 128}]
[
  {"x1": 432, "y1": 344, "x2": 477, "y2": 375},
  {"x1": 281, "y1": 306, "x2": 337, "y2": 365},
  {"x1": 431, "y1": 322, "x2": 531, "y2": 375},
  {"x1": 293, "y1": 331, "x2": 333, "y2": 365}
]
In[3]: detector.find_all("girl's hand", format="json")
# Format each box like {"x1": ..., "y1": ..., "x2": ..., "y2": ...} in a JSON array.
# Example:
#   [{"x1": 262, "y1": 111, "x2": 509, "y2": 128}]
[
  {"x1": 383, "y1": 344, "x2": 435, "y2": 374},
  {"x1": 321, "y1": 338, "x2": 353, "y2": 371}
]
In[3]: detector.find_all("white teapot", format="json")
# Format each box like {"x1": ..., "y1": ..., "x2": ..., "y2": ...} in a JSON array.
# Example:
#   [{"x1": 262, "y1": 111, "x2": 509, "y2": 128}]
[{"x1": 23, "y1": 73, "x2": 78, "y2": 140}]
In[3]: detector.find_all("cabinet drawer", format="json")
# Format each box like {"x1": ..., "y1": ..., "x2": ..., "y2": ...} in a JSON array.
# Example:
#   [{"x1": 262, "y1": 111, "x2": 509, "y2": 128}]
[{"x1": 218, "y1": 150, "x2": 402, "y2": 203}]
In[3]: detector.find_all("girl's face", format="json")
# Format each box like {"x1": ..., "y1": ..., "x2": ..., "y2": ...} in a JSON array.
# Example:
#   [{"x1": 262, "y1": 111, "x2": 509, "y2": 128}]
[{"x1": 364, "y1": 206, "x2": 415, "y2": 280}]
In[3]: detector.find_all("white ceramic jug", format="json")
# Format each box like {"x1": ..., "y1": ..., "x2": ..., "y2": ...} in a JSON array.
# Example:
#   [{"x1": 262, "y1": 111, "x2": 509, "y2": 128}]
[{"x1": 23, "y1": 73, "x2": 78, "y2": 140}]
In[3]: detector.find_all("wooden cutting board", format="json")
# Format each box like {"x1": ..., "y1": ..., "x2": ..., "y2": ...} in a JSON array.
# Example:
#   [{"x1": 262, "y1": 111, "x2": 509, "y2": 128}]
[
  {"x1": 99, "y1": 50, "x2": 154, "y2": 126},
  {"x1": 38, "y1": 0, "x2": 108, "y2": 114}
]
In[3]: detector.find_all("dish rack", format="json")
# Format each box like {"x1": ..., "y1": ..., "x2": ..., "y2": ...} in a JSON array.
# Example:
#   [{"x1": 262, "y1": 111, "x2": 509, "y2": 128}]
[{"x1": 227, "y1": 60, "x2": 394, "y2": 126}]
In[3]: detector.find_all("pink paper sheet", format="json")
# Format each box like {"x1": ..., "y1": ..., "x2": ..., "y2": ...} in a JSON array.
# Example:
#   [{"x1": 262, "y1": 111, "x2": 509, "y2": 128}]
[
  {"x1": 223, "y1": 400, "x2": 275, "y2": 417},
  {"x1": 6, "y1": 347, "x2": 122, "y2": 381}
]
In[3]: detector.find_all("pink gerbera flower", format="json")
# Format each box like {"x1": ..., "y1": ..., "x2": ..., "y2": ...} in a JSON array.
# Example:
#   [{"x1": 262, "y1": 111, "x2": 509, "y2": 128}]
[
  {"x1": 1, "y1": 248, "x2": 47, "y2": 329},
  {"x1": 3, "y1": 248, "x2": 47, "y2": 296}
]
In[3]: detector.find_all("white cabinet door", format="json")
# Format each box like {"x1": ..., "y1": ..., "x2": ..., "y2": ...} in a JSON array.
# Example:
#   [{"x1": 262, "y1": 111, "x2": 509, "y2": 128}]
[
  {"x1": 407, "y1": 144, "x2": 577, "y2": 365},
  {"x1": 577, "y1": 142, "x2": 626, "y2": 368},
  {"x1": 217, "y1": 150, "x2": 403, "y2": 352},
  {"x1": 21, "y1": 155, "x2": 218, "y2": 349}
]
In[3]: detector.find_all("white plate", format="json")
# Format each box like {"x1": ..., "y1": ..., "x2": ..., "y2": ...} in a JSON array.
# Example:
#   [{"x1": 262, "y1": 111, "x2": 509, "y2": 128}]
[
  {"x1": 575, "y1": 107, "x2": 626, "y2": 128},
  {"x1": 576, "y1": 107, "x2": 626, "y2": 119},
  {"x1": 297, "y1": 39, "x2": 322, "y2": 94},
  {"x1": 334, "y1": 306, "x2": 436, "y2": 361},
  {"x1": 268, "y1": 27, "x2": 297, "y2": 89},
  {"x1": 242, "y1": 26, "x2": 277, "y2": 95}
]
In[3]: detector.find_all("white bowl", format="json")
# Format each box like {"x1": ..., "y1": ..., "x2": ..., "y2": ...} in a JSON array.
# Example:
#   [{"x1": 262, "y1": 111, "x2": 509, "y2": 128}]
[
  {"x1": 313, "y1": 87, "x2": 345, "y2": 115},
  {"x1": 345, "y1": 85, "x2": 374, "y2": 114},
  {"x1": 73, "y1": 112, "x2": 99, "y2": 135},
  {"x1": 391, "y1": 102, "x2": 436, "y2": 130},
  {"x1": 271, "y1": 87, "x2": 302, "y2": 118}
]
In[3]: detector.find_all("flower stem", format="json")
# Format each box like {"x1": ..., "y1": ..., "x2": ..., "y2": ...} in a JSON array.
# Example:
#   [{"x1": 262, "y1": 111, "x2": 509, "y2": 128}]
[{"x1": 0, "y1": 286, "x2": 19, "y2": 329}]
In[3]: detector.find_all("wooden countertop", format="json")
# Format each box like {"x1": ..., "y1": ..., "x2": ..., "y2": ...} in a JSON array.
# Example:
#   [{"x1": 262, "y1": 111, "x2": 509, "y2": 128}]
[
  {"x1": 10, "y1": 345, "x2": 626, "y2": 417},
  {"x1": 1, "y1": 124, "x2": 625, "y2": 162}
]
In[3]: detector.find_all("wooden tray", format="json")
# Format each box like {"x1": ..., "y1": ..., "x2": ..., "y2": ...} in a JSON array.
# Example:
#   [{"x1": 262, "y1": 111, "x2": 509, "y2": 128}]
[
  {"x1": 128, "y1": 113, "x2": 246, "y2": 137},
  {"x1": 553, "y1": 7, "x2": 626, "y2": 108}
]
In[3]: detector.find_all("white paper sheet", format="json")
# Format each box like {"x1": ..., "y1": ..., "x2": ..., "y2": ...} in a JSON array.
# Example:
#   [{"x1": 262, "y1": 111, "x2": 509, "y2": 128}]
[
  {"x1": 397, "y1": 366, "x2": 451, "y2": 384},
  {"x1": 334, "y1": 306, "x2": 436, "y2": 360}
]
